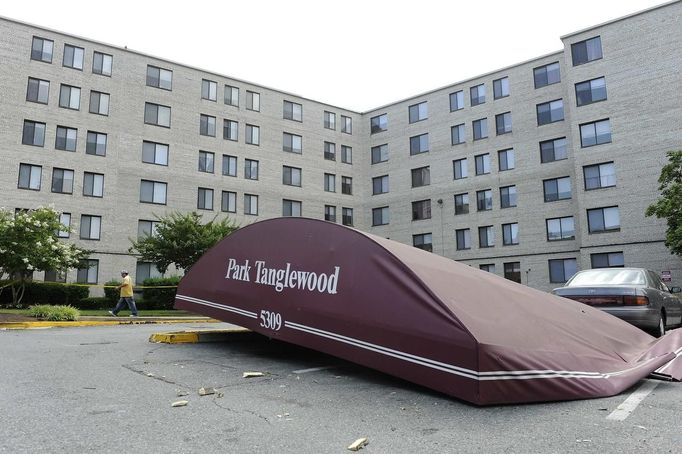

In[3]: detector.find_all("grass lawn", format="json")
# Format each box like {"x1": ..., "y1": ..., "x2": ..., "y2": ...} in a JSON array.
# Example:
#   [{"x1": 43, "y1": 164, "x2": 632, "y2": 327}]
[{"x1": 0, "y1": 308, "x2": 199, "y2": 317}]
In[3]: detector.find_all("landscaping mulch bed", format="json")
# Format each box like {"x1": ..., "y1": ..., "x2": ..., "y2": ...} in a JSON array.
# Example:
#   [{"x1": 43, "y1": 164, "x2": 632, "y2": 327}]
[{"x1": 0, "y1": 313, "x2": 35, "y2": 323}]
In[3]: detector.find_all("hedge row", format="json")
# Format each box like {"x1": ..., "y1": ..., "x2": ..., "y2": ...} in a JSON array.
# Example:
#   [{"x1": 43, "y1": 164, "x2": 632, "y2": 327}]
[{"x1": 0, "y1": 281, "x2": 89, "y2": 308}]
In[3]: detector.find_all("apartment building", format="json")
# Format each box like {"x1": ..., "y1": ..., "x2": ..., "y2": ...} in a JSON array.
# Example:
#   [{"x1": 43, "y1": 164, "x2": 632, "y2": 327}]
[{"x1": 1, "y1": 1, "x2": 680, "y2": 292}]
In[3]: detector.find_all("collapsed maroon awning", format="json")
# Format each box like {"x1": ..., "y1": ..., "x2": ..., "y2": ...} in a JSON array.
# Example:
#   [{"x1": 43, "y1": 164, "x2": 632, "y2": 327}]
[{"x1": 175, "y1": 218, "x2": 682, "y2": 405}]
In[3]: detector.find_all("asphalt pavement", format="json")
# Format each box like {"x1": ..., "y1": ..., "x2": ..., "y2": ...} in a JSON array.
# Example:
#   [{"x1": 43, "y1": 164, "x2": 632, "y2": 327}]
[{"x1": 1, "y1": 323, "x2": 681, "y2": 453}]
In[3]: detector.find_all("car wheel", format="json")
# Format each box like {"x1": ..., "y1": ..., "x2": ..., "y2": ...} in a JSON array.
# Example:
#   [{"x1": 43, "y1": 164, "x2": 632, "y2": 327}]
[{"x1": 654, "y1": 314, "x2": 666, "y2": 338}]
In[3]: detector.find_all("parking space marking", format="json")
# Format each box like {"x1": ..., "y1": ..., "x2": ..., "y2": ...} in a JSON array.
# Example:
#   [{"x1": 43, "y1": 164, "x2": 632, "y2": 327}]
[
  {"x1": 292, "y1": 366, "x2": 337, "y2": 375},
  {"x1": 606, "y1": 380, "x2": 659, "y2": 421}
]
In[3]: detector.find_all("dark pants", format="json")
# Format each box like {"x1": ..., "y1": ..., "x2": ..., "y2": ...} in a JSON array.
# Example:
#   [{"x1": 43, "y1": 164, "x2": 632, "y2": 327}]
[{"x1": 113, "y1": 297, "x2": 138, "y2": 315}]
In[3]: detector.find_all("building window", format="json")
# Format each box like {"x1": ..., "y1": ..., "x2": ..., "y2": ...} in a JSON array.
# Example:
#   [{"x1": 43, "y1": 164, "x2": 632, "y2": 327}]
[
  {"x1": 412, "y1": 200, "x2": 431, "y2": 221},
  {"x1": 409, "y1": 133, "x2": 429, "y2": 155},
  {"x1": 454, "y1": 193, "x2": 469, "y2": 215},
  {"x1": 472, "y1": 118, "x2": 488, "y2": 140},
  {"x1": 283, "y1": 199, "x2": 302, "y2": 217},
  {"x1": 470, "y1": 84, "x2": 486, "y2": 106},
  {"x1": 324, "y1": 111, "x2": 336, "y2": 130},
  {"x1": 502, "y1": 223, "x2": 519, "y2": 245},
  {"x1": 475, "y1": 154, "x2": 491, "y2": 176},
  {"x1": 51, "y1": 168, "x2": 74, "y2": 194},
  {"x1": 449, "y1": 90, "x2": 464, "y2": 111},
  {"x1": 31, "y1": 37, "x2": 53, "y2": 63},
  {"x1": 324, "y1": 174, "x2": 336, "y2": 192},
  {"x1": 549, "y1": 259, "x2": 578, "y2": 283},
  {"x1": 572, "y1": 36, "x2": 602, "y2": 66},
  {"x1": 76, "y1": 259, "x2": 99, "y2": 284},
  {"x1": 534, "y1": 62, "x2": 560, "y2": 88},
  {"x1": 146, "y1": 65, "x2": 172, "y2": 90},
  {"x1": 495, "y1": 112, "x2": 512, "y2": 135},
  {"x1": 83, "y1": 172, "x2": 104, "y2": 197},
  {"x1": 372, "y1": 207, "x2": 389, "y2": 226},
  {"x1": 223, "y1": 119, "x2": 238, "y2": 141},
  {"x1": 584, "y1": 162, "x2": 616, "y2": 190},
  {"x1": 587, "y1": 206, "x2": 620, "y2": 233},
  {"x1": 408, "y1": 101, "x2": 428, "y2": 123},
  {"x1": 59, "y1": 84, "x2": 81, "y2": 110},
  {"x1": 283, "y1": 133, "x2": 302, "y2": 153},
  {"x1": 480, "y1": 264, "x2": 495, "y2": 273},
  {"x1": 89, "y1": 91, "x2": 110, "y2": 115},
  {"x1": 479, "y1": 226, "x2": 495, "y2": 248},
  {"x1": 244, "y1": 159, "x2": 259, "y2": 180},
  {"x1": 136, "y1": 262, "x2": 163, "y2": 284},
  {"x1": 221, "y1": 191, "x2": 237, "y2": 213},
  {"x1": 504, "y1": 262, "x2": 521, "y2": 283},
  {"x1": 370, "y1": 114, "x2": 387, "y2": 134},
  {"x1": 476, "y1": 189, "x2": 492, "y2": 211},
  {"x1": 451, "y1": 124, "x2": 465, "y2": 145},
  {"x1": 537, "y1": 99, "x2": 564, "y2": 125},
  {"x1": 18, "y1": 163, "x2": 42, "y2": 190},
  {"x1": 456, "y1": 229, "x2": 471, "y2": 250},
  {"x1": 80, "y1": 215, "x2": 101, "y2": 240},
  {"x1": 201, "y1": 79, "x2": 217, "y2": 101},
  {"x1": 283, "y1": 166, "x2": 302, "y2": 187},
  {"x1": 44, "y1": 269, "x2": 67, "y2": 283},
  {"x1": 325, "y1": 205, "x2": 337, "y2": 223},
  {"x1": 493, "y1": 77, "x2": 510, "y2": 99},
  {"x1": 283, "y1": 101, "x2": 303, "y2": 122},
  {"x1": 324, "y1": 142, "x2": 336, "y2": 161},
  {"x1": 372, "y1": 175, "x2": 389, "y2": 195},
  {"x1": 341, "y1": 177, "x2": 352, "y2": 195},
  {"x1": 540, "y1": 137, "x2": 568, "y2": 163},
  {"x1": 55, "y1": 126, "x2": 77, "y2": 152},
  {"x1": 546, "y1": 216, "x2": 575, "y2": 241},
  {"x1": 142, "y1": 141, "x2": 168, "y2": 166},
  {"x1": 197, "y1": 188, "x2": 214, "y2": 210},
  {"x1": 591, "y1": 252, "x2": 624, "y2": 268},
  {"x1": 341, "y1": 115, "x2": 352, "y2": 134},
  {"x1": 499, "y1": 185, "x2": 517, "y2": 208},
  {"x1": 198, "y1": 151, "x2": 215, "y2": 173},
  {"x1": 498, "y1": 149, "x2": 515, "y2": 171},
  {"x1": 245, "y1": 124, "x2": 260, "y2": 145},
  {"x1": 244, "y1": 194, "x2": 258, "y2": 215},
  {"x1": 224, "y1": 85, "x2": 239, "y2": 106},
  {"x1": 543, "y1": 176, "x2": 572, "y2": 202},
  {"x1": 453, "y1": 158, "x2": 468, "y2": 180},
  {"x1": 22, "y1": 120, "x2": 46, "y2": 147},
  {"x1": 86, "y1": 131, "x2": 107, "y2": 156},
  {"x1": 63, "y1": 44, "x2": 84, "y2": 70},
  {"x1": 342, "y1": 208, "x2": 354, "y2": 226},
  {"x1": 371, "y1": 144, "x2": 388, "y2": 164},
  {"x1": 144, "y1": 102, "x2": 171, "y2": 127},
  {"x1": 140, "y1": 180, "x2": 167, "y2": 204},
  {"x1": 580, "y1": 119, "x2": 611, "y2": 147},
  {"x1": 413, "y1": 233, "x2": 432, "y2": 252},
  {"x1": 138, "y1": 220, "x2": 160, "y2": 238},
  {"x1": 575, "y1": 77, "x2": 607, "y2": 106},
  {"x1": 411, "y1": 166, "x2": 430, "y2": 188},
  {"x1": 341, "y1": 145, "x2": 352, "y2": 164},
  {"x1": 92, "y1": 51, "x2": 113, "y2": 76},
  {"x1": 200, "y1": 114, "x2": 216, "y2": 137},
  {"x1": 222, "y1": 155, "x2": 237, "y2": 177},
  {"x1": 26, "y1": 77, "x2": 50, "y2": 104},
  {"x1": 246, "y1": 91, "x2": 260, "y2": 111}
]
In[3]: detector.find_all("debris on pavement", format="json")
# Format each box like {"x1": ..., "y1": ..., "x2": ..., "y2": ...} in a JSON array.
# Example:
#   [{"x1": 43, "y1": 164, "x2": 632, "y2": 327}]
[
  {"x1": 347, "y1": 437, "x2": 369, "y2": 451},
  {"x1": 172, "y1": 400, "x2": 189, "y2": 407},
  {"x1": 176, "y1": 391, "x2": 189, "y2": 397},
  {"x1": 242, "y1": 371, "x2": 265, "y2": 378},
  {"x1": 198, "y1": 387, "x2": 216, "y2": 396}
]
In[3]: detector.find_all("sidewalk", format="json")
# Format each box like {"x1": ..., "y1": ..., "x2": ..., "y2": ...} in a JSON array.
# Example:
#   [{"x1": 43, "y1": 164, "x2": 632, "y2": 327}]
[{"x1": 0, "y1": 315, "x2": 220, "y2": 330}]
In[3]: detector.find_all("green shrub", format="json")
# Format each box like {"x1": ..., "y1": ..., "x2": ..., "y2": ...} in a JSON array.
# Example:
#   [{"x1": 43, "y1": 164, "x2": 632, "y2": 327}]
[
  {"x1": 141, "y1": 276, "x2": 181, "y2": 310},
  {"x1": 71, "y1": 297, "x2": 110, "y2": 310},
  {"x1": 28, "y1": 304, "x2": 53, "y2": 318},
  {"x1": 28, "y1": 304, "x2": 80, "y2": 321},
  {"x1": 0, "y1": 281, "x2": 89, "y2": 307},
  {"x1": 103, "y1": 280, "x2": 121, "y2": 305}
]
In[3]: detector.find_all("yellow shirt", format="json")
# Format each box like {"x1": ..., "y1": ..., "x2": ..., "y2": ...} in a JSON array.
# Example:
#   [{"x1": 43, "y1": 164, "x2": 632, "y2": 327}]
[{"x1": 120, "y1": 275, "x2": 134, "y2": 297}]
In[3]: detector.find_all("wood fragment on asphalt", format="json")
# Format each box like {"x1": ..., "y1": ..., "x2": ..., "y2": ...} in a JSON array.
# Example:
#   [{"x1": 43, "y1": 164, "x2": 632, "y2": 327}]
[
  {"x1": 347, "y1": 437, "x2": 369, "y2": 451},
  {"x1": 243, "y1": 371, "x2": 265, "y2": 378},
  {"x1": 172, "y1": 400, "x2": 189, "y2": 407},
  {"x1": 176, "y1": 391, "x2": 189, "y2": 397},
  {"x1": 198, "y1": 387, "x2": 216, "y2": 396}
]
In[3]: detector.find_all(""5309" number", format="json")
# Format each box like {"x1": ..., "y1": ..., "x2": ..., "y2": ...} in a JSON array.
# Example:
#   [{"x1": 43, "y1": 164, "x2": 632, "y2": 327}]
[{"x1": 259, "y1": 310, "x2": 282, "y2": 331}]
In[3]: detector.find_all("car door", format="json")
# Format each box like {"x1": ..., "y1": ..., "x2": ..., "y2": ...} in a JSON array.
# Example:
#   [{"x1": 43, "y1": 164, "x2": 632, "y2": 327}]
[{"x1": 649, "y1": 271, "x2": 682, "y2": 325}]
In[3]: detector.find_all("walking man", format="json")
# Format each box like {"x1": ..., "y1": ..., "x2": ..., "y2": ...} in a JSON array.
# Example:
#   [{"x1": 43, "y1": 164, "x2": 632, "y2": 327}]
[{"x1": 109, "y1": 270, "x2": 138, "y2": 317}]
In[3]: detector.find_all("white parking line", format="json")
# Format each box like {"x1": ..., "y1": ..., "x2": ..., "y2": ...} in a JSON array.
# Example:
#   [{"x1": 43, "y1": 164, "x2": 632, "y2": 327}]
[
  {"x1": 606, "y1": 380, "x2": 660, "y2": 421},
  {"x1": 292, "y1": 366, "x2": 337, "y2": 374}
]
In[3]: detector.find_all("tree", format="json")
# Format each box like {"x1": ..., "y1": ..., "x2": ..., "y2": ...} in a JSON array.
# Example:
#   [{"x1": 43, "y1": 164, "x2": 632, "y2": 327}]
[
  {"x1": 129, "y1": 212, "x2": 238, "y2": 274},
  {"x1": 0, "y1": 207, "x2": 90, "y2": 305},
  {"x1": 646, "y1": 150, "x2": 682, "y2": 256}
]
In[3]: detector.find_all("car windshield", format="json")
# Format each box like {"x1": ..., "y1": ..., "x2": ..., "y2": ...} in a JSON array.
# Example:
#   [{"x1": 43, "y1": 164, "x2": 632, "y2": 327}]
[{"x1": 567, "y1": 269, "x2": 646, "y2": 286}]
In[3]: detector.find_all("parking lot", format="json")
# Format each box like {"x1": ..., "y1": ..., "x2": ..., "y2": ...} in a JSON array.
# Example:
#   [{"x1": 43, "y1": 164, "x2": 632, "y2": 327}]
[{"x1": 1, "y1": 323, "x2": 681, "y2": 453}]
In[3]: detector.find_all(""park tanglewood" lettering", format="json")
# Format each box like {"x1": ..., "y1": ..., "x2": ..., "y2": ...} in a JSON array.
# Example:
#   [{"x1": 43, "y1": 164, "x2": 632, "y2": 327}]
[{"x1": 225, "y1": 259, "x2": 340, "y2": 294}]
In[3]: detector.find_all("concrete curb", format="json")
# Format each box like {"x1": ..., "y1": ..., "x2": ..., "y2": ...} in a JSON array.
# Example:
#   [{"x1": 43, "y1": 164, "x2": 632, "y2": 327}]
[
  {"x1": 149, "y1": 328, "x2": 251, "y2": 344},
  {"x1": 0, "y1": 318, "x2": 220, "y2": 330}
]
